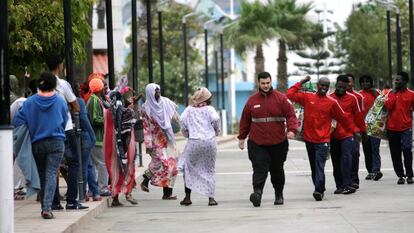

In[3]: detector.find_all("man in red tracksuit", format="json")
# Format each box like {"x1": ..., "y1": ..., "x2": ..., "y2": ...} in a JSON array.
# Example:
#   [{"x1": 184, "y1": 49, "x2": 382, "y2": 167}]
[
  {"x1": 330, "y1": 75, "x2": 366, "y2": 195},
  {"x1": 238, "y1": 71, "x2": 298, "y2": 207},
  {"x1": 359, "y1": 75, "x2": 382, "y2": 181},
  {"x1": 287, "y1": 76, "x2": 351, "y2": 201},
  {"x1": 384, "y1": 71, "x2": 414, "y2": 185},
  {"x1": 346, "y1": 74, "x2": 367, "y2": 189}
]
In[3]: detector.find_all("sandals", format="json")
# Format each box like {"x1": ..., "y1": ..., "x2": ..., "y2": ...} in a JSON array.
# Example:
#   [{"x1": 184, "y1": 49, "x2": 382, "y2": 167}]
[
  {"x1": 125, "y1": 194, "x2": 138, "y2": 205},
  {"x1": 180, "y1": 198, "x2": 192, "y2": 206},
  {"x1": 140, "y1": 183, "x2": 149, "y2": 192},
  {"x1": 208, "y1": 199, "x2": 218, "y2": 206},
  {"x1": 111, "y1": 198, "x2": 124, "y2": 207},
  {"x1": 41, "y1": 211, "x2": 54, "y2": 219}
]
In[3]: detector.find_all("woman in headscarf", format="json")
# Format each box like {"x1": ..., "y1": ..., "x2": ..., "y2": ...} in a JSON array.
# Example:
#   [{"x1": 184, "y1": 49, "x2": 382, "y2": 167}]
[
  {"x1": 140, "y1": 83, "x2": 179, "y2": 200},
  {"x1": 178, "y1": 87, "x2": 220, "y2": 206}
]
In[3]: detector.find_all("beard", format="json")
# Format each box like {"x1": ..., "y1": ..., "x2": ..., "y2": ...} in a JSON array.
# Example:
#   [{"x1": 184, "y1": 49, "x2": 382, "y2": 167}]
[{"x1": 259, "y1": 86, "x2": 273, "y2": 94}]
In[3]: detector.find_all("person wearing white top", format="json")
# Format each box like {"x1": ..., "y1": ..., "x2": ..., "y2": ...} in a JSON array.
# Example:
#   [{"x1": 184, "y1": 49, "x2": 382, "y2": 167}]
[
  {"x1": 178, "y1": 87, "x2": 220, "y2": 206},
  {"x1": 46, "y1": 54, "x2": 88, "y2": 210}
]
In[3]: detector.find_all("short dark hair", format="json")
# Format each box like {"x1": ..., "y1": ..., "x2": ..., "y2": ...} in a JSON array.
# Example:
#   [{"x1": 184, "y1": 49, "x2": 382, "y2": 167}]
[
  {"x1": 346, "y1": 73, "x2": 355, "y2": 81},
  {"x1": 45, "y1": 53, "x2": 63, "y2": 71},
  {"x1": 337, "y1": 75, "x2": 350, "y2": 83},
  {"x1": 257, "y1": 71, "x2": 271, "y2": 81},
  {"x1": 397, "y1": 71, "x2": 409, "y2": 82},
  {"x1": 359, "y1": 75, "x2": 373, "y2": 86},
  {"x1": 38, "y1": 72, "x2": 57, "y2": 92}
]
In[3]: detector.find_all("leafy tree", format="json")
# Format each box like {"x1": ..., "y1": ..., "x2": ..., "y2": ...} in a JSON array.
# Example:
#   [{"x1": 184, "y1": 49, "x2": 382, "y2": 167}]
[
  {"x1": 123, "y1": 2, "x2": 203, "y2": 104},
  {"x1": 337, "y1": 0, "x2": 411, "y2": 87},
  {"x1": 8, "y1": 0, "x2": 93, "y2": 84}
]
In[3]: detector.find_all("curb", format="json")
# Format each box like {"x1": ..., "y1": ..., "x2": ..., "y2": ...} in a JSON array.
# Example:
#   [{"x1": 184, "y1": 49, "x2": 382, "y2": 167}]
[{"x1": 62, "y1": 198, "x2": 109, "y2": 233}]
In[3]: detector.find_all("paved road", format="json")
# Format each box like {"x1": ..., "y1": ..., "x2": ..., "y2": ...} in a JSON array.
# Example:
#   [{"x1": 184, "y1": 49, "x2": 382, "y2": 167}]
[{"x1": 79, "y1": 139, "x2": 414, "y2": 233}]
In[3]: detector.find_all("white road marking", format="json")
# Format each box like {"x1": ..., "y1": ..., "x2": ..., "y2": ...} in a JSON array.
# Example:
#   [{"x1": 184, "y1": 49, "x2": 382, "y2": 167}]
[{"x1": 215, "y1": 168, "x2": 395, "y2": 175}]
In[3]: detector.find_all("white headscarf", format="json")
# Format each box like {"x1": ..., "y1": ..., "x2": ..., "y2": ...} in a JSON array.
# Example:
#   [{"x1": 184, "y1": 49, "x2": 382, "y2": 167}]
[{"x1": 143, "y1": 83, "x2": 177, "y2": 131}]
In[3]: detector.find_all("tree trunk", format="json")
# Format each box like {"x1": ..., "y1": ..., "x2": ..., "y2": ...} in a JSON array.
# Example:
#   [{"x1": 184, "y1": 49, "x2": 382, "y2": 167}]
[
  {"x1": 276, "y1": 39, "x2": 288, "y2": 92},
  {"x1": 254, "y1": 44, "x2": 265, "y2": 89}
]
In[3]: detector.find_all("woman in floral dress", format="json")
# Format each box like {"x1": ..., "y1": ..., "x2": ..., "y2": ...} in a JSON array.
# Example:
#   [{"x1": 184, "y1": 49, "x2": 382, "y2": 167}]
[
  {"x1": 178, "y1": 87, "x2": 220, "y2": 206},
  {"x1": 140, "y1": 83, "x2": 179, "y2": 200}
]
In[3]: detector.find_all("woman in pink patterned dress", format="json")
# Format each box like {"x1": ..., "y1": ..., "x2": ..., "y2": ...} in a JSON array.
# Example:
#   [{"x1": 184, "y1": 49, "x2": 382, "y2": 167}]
[{"x1": 140, "y1": 83, "x2": 179, "y2": 200}]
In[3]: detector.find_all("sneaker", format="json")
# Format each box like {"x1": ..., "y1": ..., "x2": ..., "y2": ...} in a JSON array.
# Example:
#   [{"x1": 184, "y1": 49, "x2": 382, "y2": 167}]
[
  {"x1": 342, "y1": 187, "x2": 356, "y2": 195},
  {"x1": 313, "y1": 191, "x2": 323, "y2": 201},
  {"x1": 407, "y1": 177, "x2": 413, "y2": 184},
  {"x1": 92, "y1": 195, "x2": 103, "y2": 201},
  {"x1": 66, "y1": 203, "x2": 89, "y2": 210},
  {"x1": 365, "y1": 173, "x2": 374, "y2": 180},
  {"x1": 372, "y1": 171, "x2": 383, "y2": 181},
  {"x1": 100, "y1": 189, "x2": 111, "y2": 197},
  {"x1": 41, "y1": 210, "x2": 54, "y2": 219},
  {"x1": 249, "y1": 192, "x2": 261, "y2": 207},
  {"x1": 334, "y1": 188, "x2": 343, "y2": 194},
  {"x1": 51, "y1": 203, "x2": 64, "y2": 211},
  {"x1": 351, "y1": 183, "x2": 359, "y2": 190},
  {"x1": 397, "y1": 177, "x2": 405, "y2": 185}
]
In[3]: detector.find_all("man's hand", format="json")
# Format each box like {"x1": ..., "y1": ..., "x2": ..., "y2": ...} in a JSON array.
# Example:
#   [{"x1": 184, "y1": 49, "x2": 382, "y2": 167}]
[
  {"x1": 353, "y1": 132, "x2": 362, "y2": 143},
  {"x1": 300, "y1": 76, "x2": 311, "y2": 85},
  {"x1": 287, "y1": 131, "x2": 295, "y2": 139},
  {"x1": 238, "y1": 139, "x2": 245, "y2": 150}
]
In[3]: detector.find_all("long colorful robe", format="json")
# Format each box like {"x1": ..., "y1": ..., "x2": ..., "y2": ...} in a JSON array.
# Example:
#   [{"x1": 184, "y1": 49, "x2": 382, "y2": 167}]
[
  {"x1": 142, "y1": 109, "x2": 178, "y2": 188},
  {"x1": 104, "y1": 109, "x2": 136, "y2": 196}
]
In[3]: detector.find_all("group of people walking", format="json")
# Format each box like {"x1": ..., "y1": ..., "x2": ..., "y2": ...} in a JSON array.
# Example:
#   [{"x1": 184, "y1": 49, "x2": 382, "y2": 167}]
[
  {"x1": 238, "y1": 71, "x2": 414, "y2": 207},
  {"x1": 12, "y1": 58, "x2": 414, "y2": 217},
  {"x1": 12, "y1": 57, "x2": 222, "y2": 219}
]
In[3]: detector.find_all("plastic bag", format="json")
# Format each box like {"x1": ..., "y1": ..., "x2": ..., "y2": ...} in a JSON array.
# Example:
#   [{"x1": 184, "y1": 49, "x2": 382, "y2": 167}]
[{"x1": 365, "y1": 92, "x2": 388, "y2": 140}]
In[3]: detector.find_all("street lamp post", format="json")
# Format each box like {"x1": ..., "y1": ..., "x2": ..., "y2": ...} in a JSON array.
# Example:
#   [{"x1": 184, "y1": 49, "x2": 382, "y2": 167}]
[
  {"x1": 182, "y1": 12, "x2": 197, "y2": 106},
  {"x1": 204, "y1": 19, "x2": 215, "y2": 89},
  {"x1": 64, "y1": 0, "x2": 84, "y2": 202},
  {"x1": 131, "y1": 0, "x2": 138, "y2": 92},
  {"x1": 0, "y1": 0, "x2": 14, "y2": 231},
  {"x1": 106, "y1": 0, "x2": 115, "y2": 89},
  {"x1": 157, "y1": 3, "x2": 167, "y2": 95},
  {"x1": 146, "y1": 0, "x2": 153, "y2": 83},
  {"x1": 386, "y1": 10, "x2": 392, "y2": 82},
  {"x1": 396, "y1": 10, "x2": 402, "y2": 72},
  {"x1": 214, "y1": 50, "x2": 220, "y2": 109},
  {"x1": 410, "y1": 0, "x2": 414, "y2": 87}
]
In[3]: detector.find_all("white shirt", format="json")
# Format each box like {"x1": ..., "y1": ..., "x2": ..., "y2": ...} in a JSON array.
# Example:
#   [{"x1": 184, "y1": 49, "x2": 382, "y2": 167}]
[
  {"x1": 55, "y1": 76, "x2": 76, "y2": 131},
  {"x1": 10, "y1": 97, "x2": 27, "y2": 121},
  {"x1": 180, "y1": 106, "x2": 220, "y2": 140}
]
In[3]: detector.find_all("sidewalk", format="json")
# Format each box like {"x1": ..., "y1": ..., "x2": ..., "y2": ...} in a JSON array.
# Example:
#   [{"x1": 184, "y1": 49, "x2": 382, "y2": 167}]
[{"x1": 14, "y1": 134, "x2": 236, "y2": 233}]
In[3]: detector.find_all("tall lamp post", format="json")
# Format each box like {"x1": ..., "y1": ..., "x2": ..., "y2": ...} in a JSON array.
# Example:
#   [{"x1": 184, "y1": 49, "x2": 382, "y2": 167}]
[
  {"x1": 410, "y1": 0, "x2": 414, "y2": 87},
  {"x1": 182, "y1": 12, "x2": 197, "y2": 106},
  {"x1": 158, "y1": 1, "x2": 168, "y2": 95},
  {"x1": 0, "y1": 0, "x2": 14, "y2": 231},
  {"x1": 204, "y1": 19, "x2": 215, "y2": 89},
  {"x1": 64, "y1": 0, "x2": 84, "y2": 202},
  {"x1": 146, "y1": 0, "x2": 153, "y2": 83},
  {"x1": 106, "y1": 0, "x2": 115, "y2": 89}
]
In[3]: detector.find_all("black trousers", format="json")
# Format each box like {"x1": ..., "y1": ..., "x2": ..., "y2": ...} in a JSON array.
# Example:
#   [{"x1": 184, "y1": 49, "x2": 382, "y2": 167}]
[
  {"x1": 387, "y1": 129, "x2": 413, "y2": 178},
  {"x1": 247, "y1": 139, "x2": 288, "y2": 194}
]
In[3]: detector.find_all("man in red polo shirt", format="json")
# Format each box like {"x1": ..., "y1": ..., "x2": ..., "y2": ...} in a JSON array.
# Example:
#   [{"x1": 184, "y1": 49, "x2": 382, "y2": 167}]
[
  {"x1": 384, "y1": 71, "x2": 414, "y2": 184},
  {"x1": 287, "y1": 76, "x2": 351, "y2": 201},
  {"x1": 329, "y1": 75, "x2": 366, "y2": 195},
  {"x1": 346, "y1": 74, "x2": 366, "y2": 189},
  {"x1": 359, "y1": 75, "x2": 382, "y2": 181},
  {"x1": 238, "y1": 71, "x2": 298, "y2": 207}
]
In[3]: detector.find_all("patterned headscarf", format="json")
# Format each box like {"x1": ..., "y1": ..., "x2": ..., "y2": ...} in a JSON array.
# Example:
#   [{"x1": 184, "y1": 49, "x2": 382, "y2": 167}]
[{"x1": 144, "y1": 83, "x2": 177, "y2": 131}]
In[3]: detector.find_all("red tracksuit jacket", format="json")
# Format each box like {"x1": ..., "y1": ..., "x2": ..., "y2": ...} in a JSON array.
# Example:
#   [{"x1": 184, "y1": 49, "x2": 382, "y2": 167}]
[
  {"x1": 286, "y1": 82, "x2": 351, "y2": 143},
  {"x1": 384, "y1": 88, "x2": 414, "y2": 132},
  {"x1": 329, "y1": 92, "x2": 366, "y2": 140},
  {"x1": 238, "y1": 89, "x2": 298, "y2": 146},
  {"x1": 359, "y1": 89, "x2": 380, "y2": 117}
]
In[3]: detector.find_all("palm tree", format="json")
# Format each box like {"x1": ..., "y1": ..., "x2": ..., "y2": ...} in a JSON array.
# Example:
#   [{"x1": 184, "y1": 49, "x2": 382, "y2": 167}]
[
  {"x1": 225, "y1": 1, "x2": 275, "y2": 83},
  {"x1": 267, "y1": 0, "x2": 315, "y2": 92}
]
